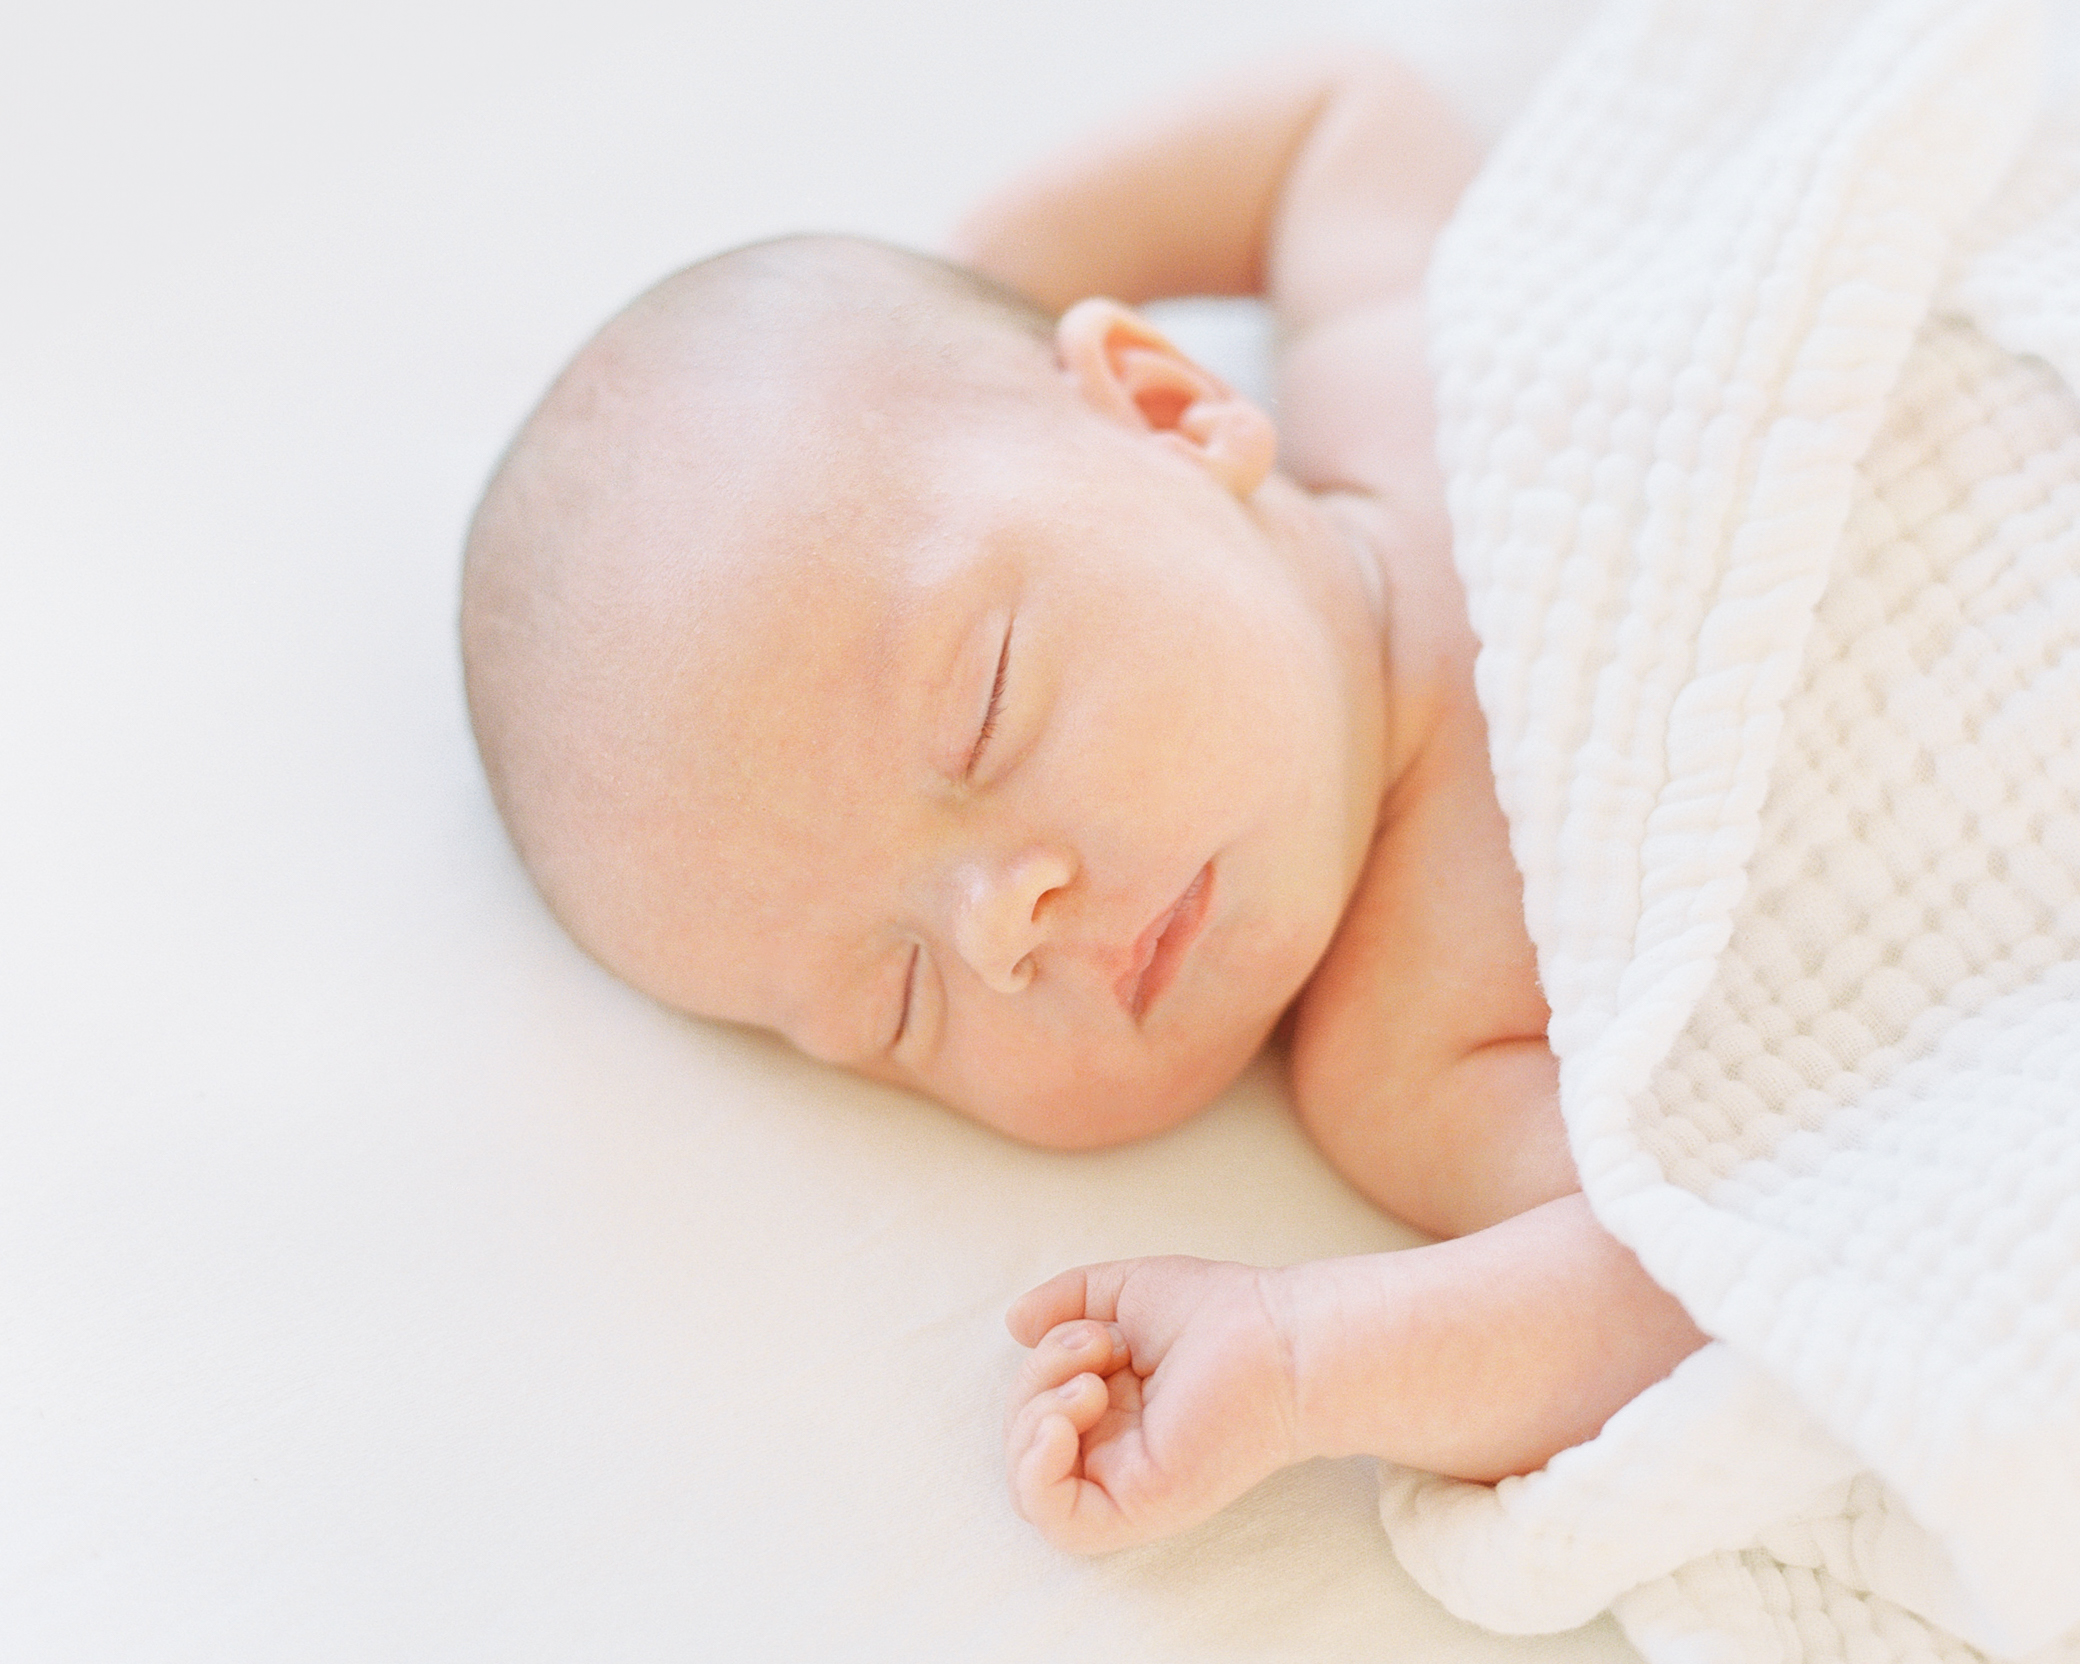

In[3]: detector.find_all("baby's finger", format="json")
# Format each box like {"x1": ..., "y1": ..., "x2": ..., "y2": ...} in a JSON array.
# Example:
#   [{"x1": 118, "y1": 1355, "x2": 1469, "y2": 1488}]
[
  {"x1": 1028, "y1": 1319, "x2": 1129, "y2": 1390},
  {"x1": 1009, "y1": 1375, "x2": 1126, "y2": 1550},
  {"x1": 1002, "y1": 1356, "x2": 1106, "y2": 1447},
  {"x1": 1013, "y1": 1410, "x2": 1099, "y2": 1545},
  {"x1": 1004, "y1": 1263, "x2": 1136, "y2": 1345},
  {"x1": 1004, "y1": 1319, "x2": 1125, "y2": 1439},
  {"x1": 1005, "y1": 1364, "x2": 1106, "y2": 1469},
  {"x1": 1005, "y1": 1268, "x2": 1098, "y2": 1345}
]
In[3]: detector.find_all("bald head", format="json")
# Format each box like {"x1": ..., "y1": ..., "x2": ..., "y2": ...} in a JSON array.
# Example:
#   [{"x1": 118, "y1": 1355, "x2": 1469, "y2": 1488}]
[{"x1": 460, "y1": 235, "x2": 1057, "y2": 966}]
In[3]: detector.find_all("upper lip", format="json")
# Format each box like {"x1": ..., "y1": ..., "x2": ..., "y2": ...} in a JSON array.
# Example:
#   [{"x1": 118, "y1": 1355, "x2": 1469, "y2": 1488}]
[{"x1": 1114, "y1": 863, "x2": 1213, "y2": 1021}]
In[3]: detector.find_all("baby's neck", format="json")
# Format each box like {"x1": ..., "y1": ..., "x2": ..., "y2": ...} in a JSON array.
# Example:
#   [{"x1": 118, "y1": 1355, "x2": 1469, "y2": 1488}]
[{"x1": 1313, "y1": 482, "x2": 1468, "y2": 820}]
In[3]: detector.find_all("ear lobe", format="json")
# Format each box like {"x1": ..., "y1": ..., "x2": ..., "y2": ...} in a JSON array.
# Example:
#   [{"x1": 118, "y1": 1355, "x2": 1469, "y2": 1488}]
[{"x1": 1055, "y1": 298, "x2": 1276, "y2": 499}]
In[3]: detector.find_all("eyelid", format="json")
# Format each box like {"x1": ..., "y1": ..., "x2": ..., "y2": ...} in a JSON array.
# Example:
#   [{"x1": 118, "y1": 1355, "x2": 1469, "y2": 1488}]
[
  {"x1": 891, "y1": 944, "x2": 921, "y2": 1051},
  {"x1": 962, "y1": 622, "x2": 1013, "y2": 780}
]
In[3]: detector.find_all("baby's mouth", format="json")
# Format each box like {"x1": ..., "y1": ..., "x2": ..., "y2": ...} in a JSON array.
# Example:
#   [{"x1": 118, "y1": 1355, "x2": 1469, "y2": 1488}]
[{"x1": 1116, "y1": 863, "x2": 1213, "y2": 1022}]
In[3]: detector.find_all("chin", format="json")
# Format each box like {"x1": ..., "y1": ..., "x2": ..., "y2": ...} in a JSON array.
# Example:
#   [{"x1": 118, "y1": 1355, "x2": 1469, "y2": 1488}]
[
  {"x1": 993, "y1": 1100, "x2": 1200, "y2": 1153},
  {"x1": 979, "y1": 1018, "x2": 1273, "y2": 1151}
]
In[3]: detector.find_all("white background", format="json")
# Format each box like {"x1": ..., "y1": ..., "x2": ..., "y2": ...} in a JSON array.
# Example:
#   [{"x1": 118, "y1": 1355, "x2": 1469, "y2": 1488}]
[{"x1": 2, "y1": 3, "x2": 1627, "y2": 1659}]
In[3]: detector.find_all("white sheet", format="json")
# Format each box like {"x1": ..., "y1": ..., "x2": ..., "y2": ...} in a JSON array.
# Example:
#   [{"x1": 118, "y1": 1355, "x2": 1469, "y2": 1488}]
[{"x1": 2, "y1": 1, "x2": 1648, "y2": 1660}]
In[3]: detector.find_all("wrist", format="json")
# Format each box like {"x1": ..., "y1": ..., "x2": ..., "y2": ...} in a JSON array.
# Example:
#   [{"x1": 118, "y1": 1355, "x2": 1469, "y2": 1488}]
[{"x1": 1268, "y1": 1253, "x2": 1413, "y2": 1463}]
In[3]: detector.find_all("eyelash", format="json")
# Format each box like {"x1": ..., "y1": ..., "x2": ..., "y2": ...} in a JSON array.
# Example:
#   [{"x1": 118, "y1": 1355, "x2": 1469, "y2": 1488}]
[
  {"x1": 964, "y1": 624, "x2": 1013, "y2": 778},
  {"x1": 893, "y1": 944, "x2": 920, "y2": 1049}
]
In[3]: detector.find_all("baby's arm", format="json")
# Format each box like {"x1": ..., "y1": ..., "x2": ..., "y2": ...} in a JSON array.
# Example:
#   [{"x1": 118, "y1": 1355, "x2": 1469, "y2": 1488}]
[
  {"x1": 951, "y1": 52, "x2": 1469, "y2": 329},
  {"x1": 953, "y1": 52, "x2": 1479, "y2": 504},
  {"x1": 1007, "y1": 1196, "x2": 1705, "y2": 1555}
]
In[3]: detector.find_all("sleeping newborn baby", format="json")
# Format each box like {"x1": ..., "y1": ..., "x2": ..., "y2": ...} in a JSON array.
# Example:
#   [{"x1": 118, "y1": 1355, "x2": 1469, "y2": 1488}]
[{"x1": 461, "y1": 53, "x2": 1706, "y2": 1553}]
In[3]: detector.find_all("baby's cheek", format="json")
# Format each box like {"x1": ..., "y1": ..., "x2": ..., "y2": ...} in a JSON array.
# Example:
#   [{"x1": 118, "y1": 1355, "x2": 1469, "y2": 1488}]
[{"x1": 979, "y1": 1025, "x2": 1263, "y2": 1152}]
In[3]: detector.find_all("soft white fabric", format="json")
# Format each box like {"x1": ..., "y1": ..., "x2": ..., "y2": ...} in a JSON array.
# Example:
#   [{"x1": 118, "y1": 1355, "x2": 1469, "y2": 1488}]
[{"x1": 1388, "y1": 1, "x2": 2080, "y2": 1659}]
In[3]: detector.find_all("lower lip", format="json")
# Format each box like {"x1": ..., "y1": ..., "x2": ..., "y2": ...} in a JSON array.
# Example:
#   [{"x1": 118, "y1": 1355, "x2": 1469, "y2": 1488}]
[{"x1": 1121, "y1": 863, "x2": 1213, "y2": 1021}]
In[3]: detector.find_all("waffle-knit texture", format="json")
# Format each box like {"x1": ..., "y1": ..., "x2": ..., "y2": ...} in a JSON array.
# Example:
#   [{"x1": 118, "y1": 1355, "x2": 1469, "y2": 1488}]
[{"x1": 1379, "y1": 2, "x2": 2080, "y2": 1658}]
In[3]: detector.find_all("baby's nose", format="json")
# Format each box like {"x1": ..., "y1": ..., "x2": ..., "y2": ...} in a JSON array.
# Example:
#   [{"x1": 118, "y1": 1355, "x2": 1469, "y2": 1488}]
[{"x1": 953, "y1": 848, "x2": 1074, "y2": 995}]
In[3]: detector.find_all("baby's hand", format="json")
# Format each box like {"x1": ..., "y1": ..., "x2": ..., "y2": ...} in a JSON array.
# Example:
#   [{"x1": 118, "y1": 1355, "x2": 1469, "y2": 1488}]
[{"x1": 1003, "y1": 1256, "x2": 1302, "y2": 1554}]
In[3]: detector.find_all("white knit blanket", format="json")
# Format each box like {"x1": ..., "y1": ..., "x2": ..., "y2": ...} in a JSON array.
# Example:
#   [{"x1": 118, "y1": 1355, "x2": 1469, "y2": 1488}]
[{"x1": 1383, "y1": 1, "x2": 2080, "y2": 1659}]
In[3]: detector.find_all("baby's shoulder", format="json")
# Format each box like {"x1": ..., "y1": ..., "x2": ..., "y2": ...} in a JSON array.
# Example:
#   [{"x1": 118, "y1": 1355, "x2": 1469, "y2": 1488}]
[{"x1": 1284, "y1": 684, "x2": 1551, "y2": 1216}]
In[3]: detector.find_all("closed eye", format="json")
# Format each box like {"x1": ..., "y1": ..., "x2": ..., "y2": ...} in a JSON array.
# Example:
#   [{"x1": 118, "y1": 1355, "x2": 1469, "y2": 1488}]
[
  {"x1": 963, "y1": 622, "x2": 1013, "y2": 779},
  {"x1": 891, "y1": 943, "x2": 920, "y2": 1050}
]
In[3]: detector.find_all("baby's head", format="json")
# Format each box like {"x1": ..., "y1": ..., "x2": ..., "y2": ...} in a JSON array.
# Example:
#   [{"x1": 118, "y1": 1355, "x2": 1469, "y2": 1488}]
[{"x1": 462, "y1": 235, "x2": 1387, "y2": 1147}]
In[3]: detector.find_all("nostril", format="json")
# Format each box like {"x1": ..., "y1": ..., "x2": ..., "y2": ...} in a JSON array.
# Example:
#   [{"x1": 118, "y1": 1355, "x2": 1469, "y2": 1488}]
[
  {"x1": 1023, "y1": 852, "x2": 1074, "y2": 920},
  {"x1": 956, "y1": 848, "x2": 1072, "y2": 994}
]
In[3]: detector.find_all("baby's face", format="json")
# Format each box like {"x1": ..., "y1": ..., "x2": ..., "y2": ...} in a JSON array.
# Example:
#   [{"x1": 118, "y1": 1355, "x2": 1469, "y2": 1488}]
[{"x1": 574, "y1": 348, "x2": 1386, "y2": 1148}]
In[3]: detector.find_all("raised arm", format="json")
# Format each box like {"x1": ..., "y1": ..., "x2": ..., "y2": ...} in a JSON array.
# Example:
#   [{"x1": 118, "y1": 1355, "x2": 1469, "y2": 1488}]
[
  {"x1": 952, "y1": 52, "x2": 1477, "y2": 331},
  {"x1": 952, "y1": 52, "x2": 1480, "y2": 498}
]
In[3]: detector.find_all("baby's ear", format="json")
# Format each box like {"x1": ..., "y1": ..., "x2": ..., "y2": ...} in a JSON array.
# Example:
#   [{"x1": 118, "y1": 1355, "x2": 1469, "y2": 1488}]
[{"x1": 1055, "y1": 298, "x2": 1275, "y2": 498}]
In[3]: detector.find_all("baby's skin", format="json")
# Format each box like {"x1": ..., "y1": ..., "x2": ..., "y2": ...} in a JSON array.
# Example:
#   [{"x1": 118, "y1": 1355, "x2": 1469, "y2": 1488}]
[
  {"x1": 460, "y1": 52, "x2": 1706, "y2": 1562},
  {"x1": 957, "y1": 56, "x2": 1704, "y2": 1552}
]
